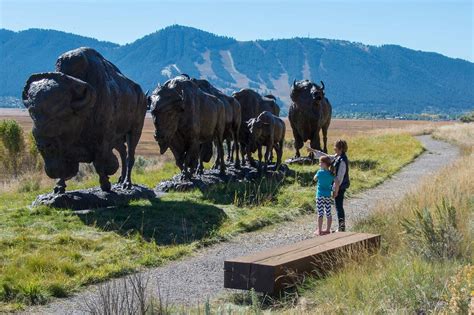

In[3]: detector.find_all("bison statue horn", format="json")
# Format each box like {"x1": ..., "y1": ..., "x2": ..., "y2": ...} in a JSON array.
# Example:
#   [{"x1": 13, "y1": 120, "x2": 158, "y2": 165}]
[{"x1": 320, "y1": 81, "x2": 325, "y2": 91}]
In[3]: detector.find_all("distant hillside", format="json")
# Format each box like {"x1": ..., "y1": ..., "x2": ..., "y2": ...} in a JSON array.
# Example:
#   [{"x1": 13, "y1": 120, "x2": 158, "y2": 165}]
[{"x1": 1, "y1": 25, "x2": 473, "y2": 116}]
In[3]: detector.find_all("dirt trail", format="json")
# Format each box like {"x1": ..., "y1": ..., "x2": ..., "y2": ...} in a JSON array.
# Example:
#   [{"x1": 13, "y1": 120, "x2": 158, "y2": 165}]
[{"x1": 28, "y1": 135, "x2": 458, "y2": 314}]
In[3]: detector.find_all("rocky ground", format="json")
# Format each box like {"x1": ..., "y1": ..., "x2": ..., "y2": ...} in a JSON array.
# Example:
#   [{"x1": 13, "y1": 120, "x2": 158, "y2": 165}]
[
  {"x1": 155, "y1": 162, "x2": 292, "y2": 192},
  {"x1": 26, "y1": 135, "x2": 458, "y2": 314},
  {"x1": 32, "y1": 184, "x2": 157, "y2": 211}
]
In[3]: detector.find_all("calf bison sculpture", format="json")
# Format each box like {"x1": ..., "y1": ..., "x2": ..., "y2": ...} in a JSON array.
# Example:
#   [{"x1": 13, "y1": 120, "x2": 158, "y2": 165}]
[
  {"x1": 247, "y1": 111, "x2": 285, "y2": 171},
  {"x1": 22, "y1": 47, "x2": 147, "y2": 193},
  {"x1": 232, "y1": 89, "x2": 280, "y2": 165},
  {"x1": 149, "y1": 75, "x2": 226, "y2": 178},
  {"x1": 191, "y1": 78, "x2": 241, "y2": 167},
  {"x1": 289, "y1": 80, "x2": 332, "y2": 156}
]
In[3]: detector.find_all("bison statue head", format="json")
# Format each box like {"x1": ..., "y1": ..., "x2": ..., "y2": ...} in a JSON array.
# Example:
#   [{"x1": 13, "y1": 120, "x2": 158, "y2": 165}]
[
  {"x1": 22, "y1": 72, "x2": 96, "y2": 180},
  {"x1": 149, "y1": 76, "x2": 192, "y2": 154},
  {"x1": 290, "y1": 79, "x2": 325, "y2": 107}
]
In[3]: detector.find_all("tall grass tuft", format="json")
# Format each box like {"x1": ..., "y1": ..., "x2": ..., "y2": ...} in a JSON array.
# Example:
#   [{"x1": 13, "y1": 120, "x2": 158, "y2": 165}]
[
  {"x1": 233, "y1": 178, "x2": 284, "y2": 207},
  {"x1": 80, "y1": 273, "x2": 182, "y2": 315}
]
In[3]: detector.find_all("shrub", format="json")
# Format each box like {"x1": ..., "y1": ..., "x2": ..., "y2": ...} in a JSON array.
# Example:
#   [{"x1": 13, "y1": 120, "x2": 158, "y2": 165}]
[
  {"x1": 0, "y1": 119, "x2": 25, "y2": 176},
  {"x1": 401, "y1": 199, "x2": 464, "y2": 261},
  {"x1": 445, "y1": 265, "x2": 473, "y2": 314},
  {"x1": 459, "y1": 111, "x2": 474, "y2": 123},
  {"x1": 134, "y1": 156, "x2": 150, "y2": 175},
  {"x1": 17, "y1": 176, "x2": 41, "y2": 193},
  {"x1": 25, "y1": 131, "x2": 42, "y2": 171}
]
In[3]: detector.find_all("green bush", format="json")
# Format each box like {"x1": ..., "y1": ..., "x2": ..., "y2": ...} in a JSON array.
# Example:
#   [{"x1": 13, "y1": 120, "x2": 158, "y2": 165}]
[
  {"x1": 401, "y1": 199, "x2": 464, "y2": 261},
  {"x1": 459, "y1": 111, "x2": 474, "y2": 123},
  {"x1": 0, "y1": 119, "x2": 25, "y2": 176},
  {"x1": 17, "y1": 177, "x2": 41, "y2": 193}
]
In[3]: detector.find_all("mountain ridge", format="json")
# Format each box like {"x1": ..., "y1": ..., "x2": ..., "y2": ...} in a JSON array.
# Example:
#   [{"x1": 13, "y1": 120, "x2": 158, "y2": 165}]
[{"x1": 1, "y1": 25, "x2": 472, "y2": 116}]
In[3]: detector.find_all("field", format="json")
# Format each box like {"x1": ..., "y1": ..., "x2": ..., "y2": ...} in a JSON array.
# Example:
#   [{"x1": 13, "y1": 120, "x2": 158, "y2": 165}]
[{"x1": 0, "y1": 109, "x2": 452, "y2": 311}]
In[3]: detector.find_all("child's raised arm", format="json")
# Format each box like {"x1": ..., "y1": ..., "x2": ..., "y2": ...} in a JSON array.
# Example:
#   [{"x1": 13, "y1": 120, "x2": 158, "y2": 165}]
[{"x1": 306, "y1": 146, "x2": 336, "y2": 161}]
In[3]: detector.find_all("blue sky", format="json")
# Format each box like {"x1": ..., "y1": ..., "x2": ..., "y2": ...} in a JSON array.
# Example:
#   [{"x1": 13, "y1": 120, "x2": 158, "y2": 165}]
[{"x1": 1, "y1": 0, "x2": 472, "y2": 61}]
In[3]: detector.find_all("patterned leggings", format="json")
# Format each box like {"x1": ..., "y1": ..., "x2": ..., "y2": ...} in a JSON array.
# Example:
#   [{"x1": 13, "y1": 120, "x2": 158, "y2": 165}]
[{"x1": 316, "y1": 196, "x2": 332, "y2": 218}]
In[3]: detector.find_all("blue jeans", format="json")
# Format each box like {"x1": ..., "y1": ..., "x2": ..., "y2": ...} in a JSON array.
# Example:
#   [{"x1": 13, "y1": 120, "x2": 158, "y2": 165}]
[{"x1": 335, "y1": 189, "x2": 346, "y2": 231}]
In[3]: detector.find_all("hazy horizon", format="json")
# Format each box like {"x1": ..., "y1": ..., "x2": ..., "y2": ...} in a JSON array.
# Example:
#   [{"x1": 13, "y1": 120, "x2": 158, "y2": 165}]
[{"x1": 1, "y1": 0, "x2": 472, "y2": 62}]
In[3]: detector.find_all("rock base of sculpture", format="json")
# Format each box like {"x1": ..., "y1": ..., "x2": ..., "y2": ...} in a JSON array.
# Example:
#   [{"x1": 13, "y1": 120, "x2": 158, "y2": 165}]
[
  {"x1": 285, "y1": 156, "x2": 318, "y2": 165},
  {"x1": 32, "y1": 184, "x2": 157, "y2": 211},
  {"x1": 155, "y1": 162, "x2": 293, "y2": 193}
]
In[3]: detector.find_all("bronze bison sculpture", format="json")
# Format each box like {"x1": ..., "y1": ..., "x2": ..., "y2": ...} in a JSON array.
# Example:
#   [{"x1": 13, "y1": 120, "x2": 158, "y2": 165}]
[
  {"x1": 22, "y1": 47, "x2": 147, "y2": 193},
  {"x1": 247, "y1": 111, "x2": 285, "y2": 171},
  {"x1": 232, "y1": 88, "x2": 280, "y2": 165},
  {"x1": 149, "y1": 75, "x2": 226, "y2": 178},
  {"x1": 289, "y1": 80, "x2": 332, "y2": 156}
]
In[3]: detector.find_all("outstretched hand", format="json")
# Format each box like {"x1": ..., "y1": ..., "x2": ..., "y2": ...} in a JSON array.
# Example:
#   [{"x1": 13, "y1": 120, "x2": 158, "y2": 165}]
[{"x1": 306, "y1": 146, "x2": 318, "y2": 153}]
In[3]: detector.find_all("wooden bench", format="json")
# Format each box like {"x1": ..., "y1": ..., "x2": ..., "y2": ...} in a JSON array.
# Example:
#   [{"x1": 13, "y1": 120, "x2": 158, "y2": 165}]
[{"x1": 224, "y1": 232, "x2": 381, "y2": 293}]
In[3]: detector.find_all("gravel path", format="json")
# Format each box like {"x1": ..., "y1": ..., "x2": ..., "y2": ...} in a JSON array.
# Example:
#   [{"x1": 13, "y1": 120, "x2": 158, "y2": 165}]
[{"x1": 27, "y1": 135, "x2": 458, "y2": 314}]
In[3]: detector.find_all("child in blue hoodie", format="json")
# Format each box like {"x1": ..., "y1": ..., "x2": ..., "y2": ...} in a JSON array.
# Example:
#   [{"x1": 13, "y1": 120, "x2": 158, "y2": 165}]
[{"x1": 313, "y1": 156, "x2": 339, "y2": 235}]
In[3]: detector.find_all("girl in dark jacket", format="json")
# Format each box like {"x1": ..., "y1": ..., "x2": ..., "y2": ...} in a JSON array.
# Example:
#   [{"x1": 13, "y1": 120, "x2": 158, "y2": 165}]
[{"x1": 308, "y1": 139, "x2": 350, "y2": 231}]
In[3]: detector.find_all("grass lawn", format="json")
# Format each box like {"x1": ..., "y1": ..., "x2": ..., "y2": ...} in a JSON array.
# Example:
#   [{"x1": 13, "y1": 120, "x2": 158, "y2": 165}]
[{"x1": 0, "y1": 133, "x2": 423, "y2": 311}]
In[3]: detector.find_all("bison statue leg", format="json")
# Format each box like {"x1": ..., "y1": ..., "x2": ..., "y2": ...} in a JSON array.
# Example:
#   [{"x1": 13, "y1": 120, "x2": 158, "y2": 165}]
[
  {"x1": 264, "y1": 145, "x2": 272, "y2": 172},
  {"x1": 121, "y1": 131, "x2": 140, "y2": 189},
  {"x1": 240, "y1": 143, "x2": 247, "y2": 166},
  {"x1": 214, "y1": 137, "x2": 226, "y2": 175},
  {"x1": 233, "y1": 130, "x2": 240, "y2": 169},
  {"x1": 293, "y1": 132, "x2": 304, "y2": 158},
  {"x1": 94, "y1": 150, "x2": 120, "y2": 192},
  {"x1": 170, "y1": 146, "x2": 185, "y2": 173},
  {"x1": 115, "y1": 141, "x2": 127, "y2": 184},
  {"x1": 257, "y1": 145, "x2": 263, "y2": 171},
  {"x1": 310, "y1": 130, "x2": 322, "y2": 153},
  {"x1": 183, "y1": 143, "x2": 200, "y2": 179},
  {"x1": 226, "y1": 138, "x2": 232, "y2": 162},
  {"x1": 53, "y1": 178, "x2": 67, "y2": 194},
  {"x1": 322, "y1": 124, "x2": 329, "y2": 154},
  {"x1": 247, "y1": 145, "x2": 256, "y2": 167},
  {"x1": 275, "y1": 139, "x2": 283, "y2": 169}
]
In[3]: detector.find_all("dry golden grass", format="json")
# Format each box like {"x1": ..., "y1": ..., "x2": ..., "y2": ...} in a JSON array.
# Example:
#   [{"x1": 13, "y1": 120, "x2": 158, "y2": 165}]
[{"x1": 433, "y1": 123, "x2": 474, "y2": 155}]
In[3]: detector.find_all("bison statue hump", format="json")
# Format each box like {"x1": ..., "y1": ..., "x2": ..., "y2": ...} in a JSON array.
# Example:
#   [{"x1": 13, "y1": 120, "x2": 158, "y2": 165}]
[
  {"x1": 22, "y1": 47, "x2": 147, "y2": 193},
  {"x1": 289, "y1": 80, "x2": 332, "y2": 157}
]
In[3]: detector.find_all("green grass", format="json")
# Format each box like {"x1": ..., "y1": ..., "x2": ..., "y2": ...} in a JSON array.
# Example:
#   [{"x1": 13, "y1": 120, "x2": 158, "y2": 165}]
[{"x1": 0, "y1": 133, "x2": 423, "y2": 311}]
